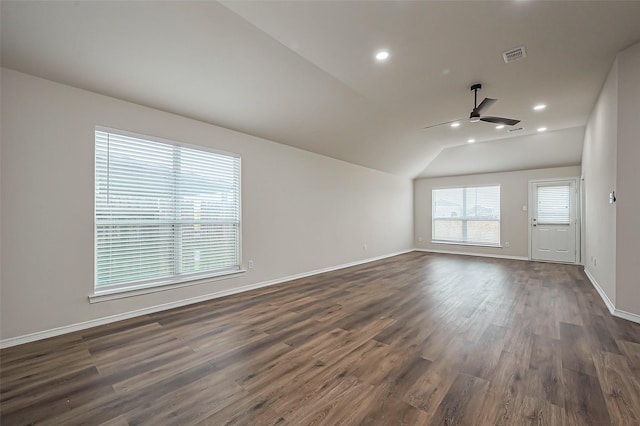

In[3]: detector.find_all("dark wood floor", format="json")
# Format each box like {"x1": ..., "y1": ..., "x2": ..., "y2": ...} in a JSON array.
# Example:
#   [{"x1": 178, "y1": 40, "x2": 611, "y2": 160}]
[{"x1": 2, "y1": 252, "x2": 640, "y2": 425}]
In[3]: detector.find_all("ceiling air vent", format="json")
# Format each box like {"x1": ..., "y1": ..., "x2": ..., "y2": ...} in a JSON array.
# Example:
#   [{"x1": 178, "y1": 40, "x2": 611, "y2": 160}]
[
  {"x1": 502, "y1": 46, "x2": 526, "y2": 64},
  {"x1": 509, "y1": 127, "x2": 524, "y2": 132}
]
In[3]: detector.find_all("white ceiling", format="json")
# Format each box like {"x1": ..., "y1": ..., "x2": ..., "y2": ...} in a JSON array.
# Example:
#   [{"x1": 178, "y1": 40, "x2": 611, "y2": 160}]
[{"x1": 2, "y1": 1, "x2": 640, "y2": 178}]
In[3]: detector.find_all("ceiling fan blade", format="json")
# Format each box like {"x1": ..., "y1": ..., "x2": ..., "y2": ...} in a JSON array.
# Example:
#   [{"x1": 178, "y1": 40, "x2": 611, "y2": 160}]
[
  {"x1": 422, "y1": 118, "x2": 465, "y2": 129},
  {"x1": 480, "y1": 116, "x2": 520, "y2": 126},
  {"x1": 474, "y1": 97, "x2": 497, "y2": 114}
]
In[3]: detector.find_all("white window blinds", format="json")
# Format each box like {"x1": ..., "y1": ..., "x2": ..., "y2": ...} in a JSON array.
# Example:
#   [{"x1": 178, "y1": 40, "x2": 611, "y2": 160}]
[
  {"x1": 432, "y1": 185, "x2": 500, "y2": 245},
  {"x1": 95, "y1": 128, "x2": 241, "y2": 291},
  {"x1": 537, "y1": 185, "x2": 571, "y2": 224}
]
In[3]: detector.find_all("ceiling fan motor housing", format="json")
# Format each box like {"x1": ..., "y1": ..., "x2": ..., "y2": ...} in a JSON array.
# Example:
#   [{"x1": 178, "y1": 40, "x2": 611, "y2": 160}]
[{"x1": 470, "y1": 83, "x2": 482, "y2": 121}]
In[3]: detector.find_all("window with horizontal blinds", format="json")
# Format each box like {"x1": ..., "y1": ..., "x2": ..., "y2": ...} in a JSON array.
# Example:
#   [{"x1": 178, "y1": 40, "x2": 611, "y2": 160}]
[
  {"x1": 432, "y1": 185, "x2": 500, "y2": 246},
  {"x1": 537, "y1": 185, "x2": 571, "y2": 224},
  {"x1": 95, "y1": 128, "x2": 241, "y2": 292}
]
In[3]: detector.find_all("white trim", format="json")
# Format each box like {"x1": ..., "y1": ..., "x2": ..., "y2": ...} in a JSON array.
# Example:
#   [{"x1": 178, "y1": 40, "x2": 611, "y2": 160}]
[
  {"x1": 583, "y1": 267, "x2": 640, "y2": 325},
  {"x1": 414, "y1": 248, "x2": 528, "y2": 261},
  {"x1": 431, "y1": 184, "x2": 501, "y2": 247},
  {"x1": 89, "y1": 270, "x2": 247, "y2": 303},
  {"x1": 613, "y1": 309, "x2": 640, "y2": 325},
  {"x1": 431, "y1": 241, "x2": 502, "y2": 249},
  {"x1": 583, "y1": 268, "x2": 615, "y2": 314},
  {"x1": 0, "y1": 250, "x2": 411, "y2": 349},
  {"x1": 528, "y1": 177, "x2": 581, "y2": 264},
  {"x1": 95, "y1": 125, "x2": 241, "y2": 159},
  {"x1": 94, "y1": 127, "x2": 243, "y2": 295}
]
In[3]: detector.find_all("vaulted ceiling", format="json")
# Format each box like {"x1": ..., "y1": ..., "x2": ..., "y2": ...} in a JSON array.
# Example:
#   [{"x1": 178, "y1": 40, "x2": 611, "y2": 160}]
[{"x1": 2, "y1": 1, "x2": 640, "y2": 178}]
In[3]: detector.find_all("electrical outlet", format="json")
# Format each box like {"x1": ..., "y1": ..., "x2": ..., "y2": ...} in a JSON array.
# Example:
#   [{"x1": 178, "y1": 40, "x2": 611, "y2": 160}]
[
  {"x1": 248, "y1": 260, "x2": 254, "y2": 269},
  {"x1": 593, "y1": 258, "x2": 597, "y2": 267},
  {"x1": 504, "y1": 241, "x2": 510, "y2": 248},
  {"x1": 363, "y1": 243, "x2": 367, "y2": 251},
  {"x1": 418, "y1": 236, "x2": 423, "y2": 242}
]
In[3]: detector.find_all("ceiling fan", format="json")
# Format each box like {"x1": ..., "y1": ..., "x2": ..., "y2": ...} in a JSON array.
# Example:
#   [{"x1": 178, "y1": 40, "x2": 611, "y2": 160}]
[{"x1": 424, "y1": 83, "x2": 520, "y2": 129}]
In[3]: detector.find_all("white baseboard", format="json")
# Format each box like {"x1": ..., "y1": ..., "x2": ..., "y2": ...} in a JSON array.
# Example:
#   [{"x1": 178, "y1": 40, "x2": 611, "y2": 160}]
[
  {"x1": 414, "y1": 248, "x2": 529, "y2": 261},
  {"x1": 583, "y1": 268, "x2": 616, "y2": 315},
  {"x1": 583, "y1": 267, "x2": 640, "y2": 325},
  {"x1": 0, "y1": 250, "x2": 412, "y2": 349},
  {"x1": 613, "y1": 309, "x2": 640, "y2": 324}
]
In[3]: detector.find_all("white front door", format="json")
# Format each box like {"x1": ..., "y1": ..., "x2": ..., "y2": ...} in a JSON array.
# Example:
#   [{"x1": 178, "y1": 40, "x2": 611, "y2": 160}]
[{"x1": 530, "y1": 179, "x2": 578, "y2": 263}]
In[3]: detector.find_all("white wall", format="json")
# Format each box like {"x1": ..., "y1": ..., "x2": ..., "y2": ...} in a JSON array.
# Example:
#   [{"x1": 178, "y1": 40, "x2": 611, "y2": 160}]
[
  {"x1": 581, "y1": 60, "x2": 618, "y2": 305},
  {"x1": 0, "y1": 69, "x2": 413, "y2": 342},
  {"x1": 414, "y1": 166, "x2": 582, "y2": 259},
  {"x1": 582, "y1": 40, "x2": 640, "y2": 319},
  {"x1": 616, "y1": 41, "x2": 640, "y2": 315}
]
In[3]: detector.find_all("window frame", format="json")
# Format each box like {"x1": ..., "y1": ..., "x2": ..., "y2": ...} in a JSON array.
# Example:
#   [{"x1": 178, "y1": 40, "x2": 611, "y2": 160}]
[
  {"x1": 92, "y1": 126, "x2": 243, "y2": 301},
  {"x1": 431, "y1": 184, "x2": 501, "y2": 247}
]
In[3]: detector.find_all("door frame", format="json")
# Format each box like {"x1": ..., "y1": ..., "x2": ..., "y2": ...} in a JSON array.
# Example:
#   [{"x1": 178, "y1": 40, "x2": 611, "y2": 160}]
[{"x1": 527, "y1": 177, "x2": 581, "y2": 264}]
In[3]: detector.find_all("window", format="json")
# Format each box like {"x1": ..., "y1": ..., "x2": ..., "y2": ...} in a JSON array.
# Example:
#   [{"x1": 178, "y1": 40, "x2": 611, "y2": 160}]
[
  {"x1": 432, "y1": 185, "x2": 500, "y2": 246},
  {"x1": 537, "y1": 184, "x2": 571, "y2": 224},
  {"x1": 95, "y1": 127, "x2": 241, "y2": 293}
]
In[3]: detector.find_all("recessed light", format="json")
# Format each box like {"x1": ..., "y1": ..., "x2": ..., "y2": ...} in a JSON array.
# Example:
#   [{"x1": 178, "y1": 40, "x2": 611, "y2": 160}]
[
  {"x1": 534, "y1": 104, "x2": 546, "y2": 111},
  {"x1": 495, "y1": 125, "x2": 505, "y2": 129},
  {"x1": 467, "y1": 138, "x2": 476, "y2": 143},
  {"x1": 537, "y1": 127, "x2": 547, "y2": 132},
  {"x1": 375, "y1": 51, "x2": 389, "y2": 61},
  {"x1": 450, "y1": 122, "x2": 460, "y2": 128}
]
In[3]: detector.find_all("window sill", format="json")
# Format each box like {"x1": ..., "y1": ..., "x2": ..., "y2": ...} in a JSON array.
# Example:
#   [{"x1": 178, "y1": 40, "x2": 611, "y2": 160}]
[
  {"x1": 431, "y1": 240, "x2": 502, "y2": 249},
  {"x1": 89, "y1": 269, "x2": 246, "y2": 303}
]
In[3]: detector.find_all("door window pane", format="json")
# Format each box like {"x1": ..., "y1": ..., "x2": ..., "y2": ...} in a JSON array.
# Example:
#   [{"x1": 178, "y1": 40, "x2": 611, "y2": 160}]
[{"x1": 537, "y1": 185, "x2": 570, "y2": 224}]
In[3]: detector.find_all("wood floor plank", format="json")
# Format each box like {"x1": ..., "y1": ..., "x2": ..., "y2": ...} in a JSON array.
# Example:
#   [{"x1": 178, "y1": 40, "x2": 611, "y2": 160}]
[
  {"x1": 459, "y1": 324, "x2": 508, "y2": 380},
  {"x1": 97, "y1": 415, "x2": 130, "y2": 426},
  {"x1": 384, "y1": 355, "x2": 433, "y2": 401},
  {"x1": 401, "y1": 360, "x2": 457, "y2": 419},
  {"x1": 268, "y1": 374, "x2": 359, "y2": 421},
  {"x1": 124, "y1": 369, "x2": 248, "y2": 425},
  {"x1": 555, "y1": 280, "x2": 585, "y2": 327},
  {"x1": 0, "y1": 366, "x2": 115, "y2": 425},
  {"x1": 510, "y1": 395, "x2": 565, "y2": 426},
  {"x1": 45, "y1": 362, "x2": 219, "y2": 425},
  {"x1": 280, "y1": 377, "x2": 373, "y2": 425},
  {"x1": 110, "y1": 347, "x2": 211, "y2": 393},
  {"x1": 428, "y1": 372, "x2": 490, "y2": 425},
  {"x1": 563, "y1": 367, "x2": 611, "y2": 425},
  {"x1": 584, "y1": 313, "x2": 623, "y2": 355},
  {"x1": 0, "y1": 347, "x2": 94, "y2": 400},
  {"x1": 2, "y1": 252, "x2": 639, "y2": 425},
  {"x1": 618, "y1": 340, "x2": 640, "y2": 375},
  {"x1": 527, "y1": 334, "x2": 564, "y2": 407},
  {"x1": 475, "y1": 350, "x2": 529, "y2": 425},
  {"x1": 502, "y1": 314, "x2": 535, "y2": 363},
  {"x1": 592, "y1": 351, "x2": 640, "y2": 425},
  {"x1": 559, "y1": 321, "x2": 597, "y2": 376},
  {"x1": 357, "y1": 382, "x2": 432, "y2": 426}
]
